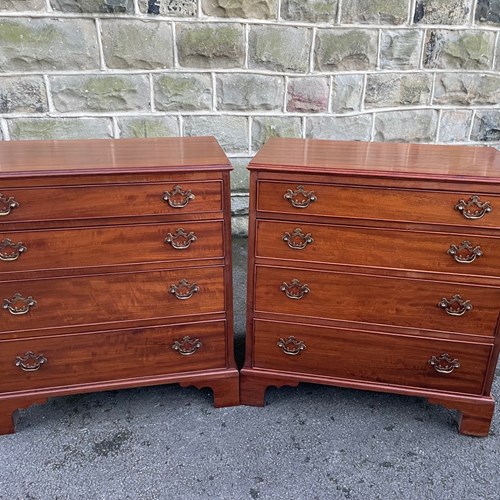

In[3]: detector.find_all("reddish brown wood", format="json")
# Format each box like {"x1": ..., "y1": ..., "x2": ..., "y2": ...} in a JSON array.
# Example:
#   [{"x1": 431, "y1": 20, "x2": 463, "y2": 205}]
[
  {"x1": 0, "y1": 137, "x2": 239, "y2": 434},
  {"x1": 243, "y1": 138, "x2": 500, "y2": 436}
]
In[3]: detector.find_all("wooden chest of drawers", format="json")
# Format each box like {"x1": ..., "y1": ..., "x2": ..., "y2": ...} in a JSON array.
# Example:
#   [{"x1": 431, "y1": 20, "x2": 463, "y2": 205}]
[
  {"x1": 240, "y1": 138, "x2": 500, "y2": 436},
  {"x1": 0, "y1": 137, "x2": 239, "y2": 434}
]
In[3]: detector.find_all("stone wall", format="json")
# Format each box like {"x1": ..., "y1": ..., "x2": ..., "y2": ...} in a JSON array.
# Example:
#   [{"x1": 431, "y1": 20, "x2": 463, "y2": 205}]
[{"x1": 1, "y1": 0, "x2": 500, "y2": 232}]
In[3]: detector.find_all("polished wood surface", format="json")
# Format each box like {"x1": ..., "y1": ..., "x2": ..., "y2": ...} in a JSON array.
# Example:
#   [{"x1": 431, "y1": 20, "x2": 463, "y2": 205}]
[{"x1": 242, "y1": 138, "x2": 500, "y2": 436}]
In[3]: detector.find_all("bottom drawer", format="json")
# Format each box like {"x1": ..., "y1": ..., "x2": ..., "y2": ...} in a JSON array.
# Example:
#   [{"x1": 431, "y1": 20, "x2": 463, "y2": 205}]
[
  {"x1": 0, "y1": 321, "x2": 227, "y2": 393},
  {"x1": 252, "y1": 320, "x2": 492, "y2": 395}
]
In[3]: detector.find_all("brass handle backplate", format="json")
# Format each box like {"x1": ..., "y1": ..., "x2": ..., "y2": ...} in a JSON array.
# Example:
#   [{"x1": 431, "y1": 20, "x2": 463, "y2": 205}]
[
  {"x1": 277, "y1": 336, "x2": 307, "y2": 356},
  {"x1": 284, "y1": 185, "x2": 317, "y2": 209},
  {"x1": 169, "y1": 279, "x2": 199, "y2": 300},
  {"x1": 15, "y1": 351, "x2": 47, "y2": 372},
  {"x1": 0, "y1": 238, "x2": 27, "y2": 261},
  {"x1": 428, "y1": 353, "x2": 460, "y2": 374},
  {"x1": 172, "y1": 336, "x2": 202, "y2": 356},
  {"x1": 3, "y1": 293, "x2": 37, "y2": 315},
  {"x1": 282, "y1": 228, "x2": 314, "y2": 250},
  {"x1": 280, "y1": 279, "x2": 310, "y2": 300},
  {"x1": 447, "y1": 241, "x2": 483, "y2": 264},
  {"x1": 163, "y1": 185, "x2": 195, "y2": 208},
  {"x1": 165, "y1": 228, "x2": 197, "y2": 250},
  {"x1": 0, "y1": 193, "x2": 19, "y2": 217},
  {"x1": 455, "y1": 195, "x2": 492, "y2": 220},
  {"x1": 438, "y1": 294, "x2": 472, "y2": 316}
]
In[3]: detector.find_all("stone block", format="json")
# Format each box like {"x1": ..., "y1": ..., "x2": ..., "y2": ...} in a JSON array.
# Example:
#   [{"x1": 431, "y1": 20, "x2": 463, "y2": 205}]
[
  {"x1": 315, "y1": 29, "x2": 378, "y2": 71},
  {"x1": 0, "y1": 0, "x2": 46, "y2": 10},
  {"x1": 177, "y1": 23, "x2": 245, "y2": 69},
  {"x1": 433, "y1": 73, "x2": 500, "y2": 105},
  {"x1": 201, "y1": 0, "x2": 277, "y2": 19},
  {"x1": 280, "y1": 0, "x2": 338, "y2": 23},
  {"x1": 0, "y1": 19, "x2": 99, "y2": 71},
  {"x1": 50, "y1": 75, "x2": 150, "y2": 112},
  {"x1": 251, "y1": 116, "x2": 302, "y2": 151},
  {"x1": 117, "y1": 116, "x2": 179, "y2": 138},
  {"x1": 229, "y1": 157, "x2": 251, "y2": 191},
  {"x1": 216, "y1": 74, "x2": 284, "y2": 111},
  {"x1": 305, "y1": 115, "x2": 372, "y2": 141},
  {"x1": 154, "y1": 73, "x2": 212, "y2": 111},
  {"x1": 331, "y1": 74, "x2": 363, "y2": 112},
  {"x1": 424, "y1": 29, "x2": 495, "y2": 69},
  {"x1": 475, "y1": 0, "x2": 500, "y2": 25},
  {"x1": 50, "y1": 0, "x2": 133, "y2": 13},
  {"x1": 7, "y1": 118, "x2": 113, "y2": 140},
  {"x1": 374, "y1": 110, "x2": 438, "y2": 142},
  {"x1": 287, "y1": 77, "x2": 329, "y2": 113},
  {"x1": 413, "y1": 0, "x2": 472, "y2": 25},
  {"x1": 380, "y1": 30, "x2": 423, "y2": 69},
  {"x1": 100, "y1": 20, "x2": 173, "y2": 70},
  {"x1": 439, "y1": 110, "x2": 473, "y2": 143},
  {"x1": 248, "y1": 25, "x2": 312, "y2": 73},
  {"x1": 0, "y1": 77, "x2": 47, "y2": 114},
  {"x1": 471, "y1": 110, "x2": 500, "y2": 142},
  {"x1": 140, "y1": 0, "x2": 197, "y2": 15},
  {"x1": 364, "y1": 74, "x2": 432, "y2": 108},
  {"x1": 183, "y1": 115, "x2": 248, "y2": 153},
  {"x1": 341, "y1": 0, "x2": 408, "y2": 24}
]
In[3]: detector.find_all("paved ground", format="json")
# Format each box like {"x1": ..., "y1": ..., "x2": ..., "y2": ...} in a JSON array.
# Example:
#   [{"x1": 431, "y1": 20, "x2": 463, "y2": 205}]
[{"x1": 1, "y1": 237, "x2": 499, "y2": 500}]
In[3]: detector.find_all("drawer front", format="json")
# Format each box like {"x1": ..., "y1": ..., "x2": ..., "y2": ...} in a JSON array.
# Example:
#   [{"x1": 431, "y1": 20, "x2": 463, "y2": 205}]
[
  {"x1": 256, "y1": 220, "x2": 500, "y2": 278},
  {"x1": 0, "y1": 321, "x2": 227, "y2": 393},
  {"x1": 257, "y1": 181, "x2": 500, "y2": 228},
  {"x1": 0, "y1": 181, "x2": 222, "y2": 223},
  {"x1": 0, "y1": 221, "x2": 224, "y2": 273},
  {"x1": 254, "y1": 265, "x2": 500, "y2": 337},
  {"x1": 252, "y1": 320, "x2": 491, "y2": 395},
  {"x1": 1, "y1": 266, "x2": 225, "y2": 334}
]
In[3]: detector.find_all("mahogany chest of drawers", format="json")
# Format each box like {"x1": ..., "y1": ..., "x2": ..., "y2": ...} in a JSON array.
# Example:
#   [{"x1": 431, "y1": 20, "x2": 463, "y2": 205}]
[
  {"x1": 0, "y1": 136, "x2": 239, "y2": 434},
  {"x1": 241, "y1": 138, "x2": 500, "y2": 436}
]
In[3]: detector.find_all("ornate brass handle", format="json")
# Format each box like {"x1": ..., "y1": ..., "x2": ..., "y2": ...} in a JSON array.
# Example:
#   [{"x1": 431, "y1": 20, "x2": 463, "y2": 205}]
[
  {"x1": 3, "y1": 293, "x2": 37, "y2": 315},
  {"x1": 0, "y1": 193, "x2": 19, "y2": 217},
  {"x1": 277, "y1": 336, "x2": 307, "y2": 356},
  {"x1": 15, "y1": 351, "x2": 47, "y2": 372},
  {"x1": 163, "y1": 185, "x2": 195, "y2": 208},
  {"x1": 0, "y1": 238, "x2": 27, "y2": 261},
  {"x1": 169, "y1": 279, "x2": 199, "y2": 300},
  {"x1": 280, "y1": 279, "x2": 310, "y2": 300},
  {"x1": 455, "y1": 195, "x2": 492, "y2": 220},
  {"x1": 438, "y1": 294, "x2": 472, "y2": 316},
  {"x1": 282, "y1": 228, "x2": 314, "y2": 250},
  {"x1": 447, "y1": 241, "x2": 483, "y2": 264},
  {"x1": 428, "y1": 353, "x2": 460, "y2": 374},
  {"x1": 165, "y1": 228, "x2": 197, "y2": 250},
  {"x1": 172, "y1": 336, "x2": 202, "y2": 356},
  {"x1": 284, "y1": 185, "x2": 317, "y2": 209}
]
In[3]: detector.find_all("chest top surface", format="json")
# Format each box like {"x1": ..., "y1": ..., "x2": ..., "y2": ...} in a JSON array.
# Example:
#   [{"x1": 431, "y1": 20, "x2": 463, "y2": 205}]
[{"x1": 249, "y1": 138, "x2": 500, "y2": 183}]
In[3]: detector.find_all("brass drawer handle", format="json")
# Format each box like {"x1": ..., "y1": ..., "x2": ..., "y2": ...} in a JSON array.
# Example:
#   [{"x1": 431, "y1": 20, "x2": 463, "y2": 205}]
[
  {"x1": 438, "y1": 294, "x2": 472, "y2": 316},
  {"x1": 165, "y1": 228, "x2": 197, "y2": 250},
  {"x1": 455, "y1": 195, "x2": 492, "y2": 220},
  {"x1": 284, "y1": 185, "x2": 317, "y2": 209},
  {"x1": 282, "y1": 228, "x2": 314, "y2": 250},
  {"x1": 280, "y1": 279, "x2": 310, "y2": 300},
  {"x1": 447, "y1": 241, "x2": 483, "y2": 264},
  {"x1": 163, "y1": 185, "x2": 195, "y2": 208},
  {"x1": 277, "y1": 336, "x2": 307, "y2": 356},
  {"x1": 0, "y1": 238, "x2": 27, "y2": 261},
  {"x1": 0, "y1": 193, "x2": 19, "y2": 217},
  {"x1": 428, "y1": 353, "x2": 460, "y2": 374},
  {"x1": 3, "y1": 293, "x2": 37, "y2": 315},
  {"x1": 172, "y1": 336, "x2": 202, "y2": 356},
  {"x1": 15, "y1": 351, "x2": 47, "y2": 372},
  {"x1": 169, "y1": 279, "x2": 199, "y2": 300}
]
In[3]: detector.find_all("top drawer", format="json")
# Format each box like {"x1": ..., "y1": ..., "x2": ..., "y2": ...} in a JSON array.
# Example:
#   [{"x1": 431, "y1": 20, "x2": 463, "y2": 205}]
[
  {"x1": 0, "y1": 181, "x2": 223, "y2": 224},
  {"x1": 257, "y1": 181, "x2": 500, "y2": 228}
]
